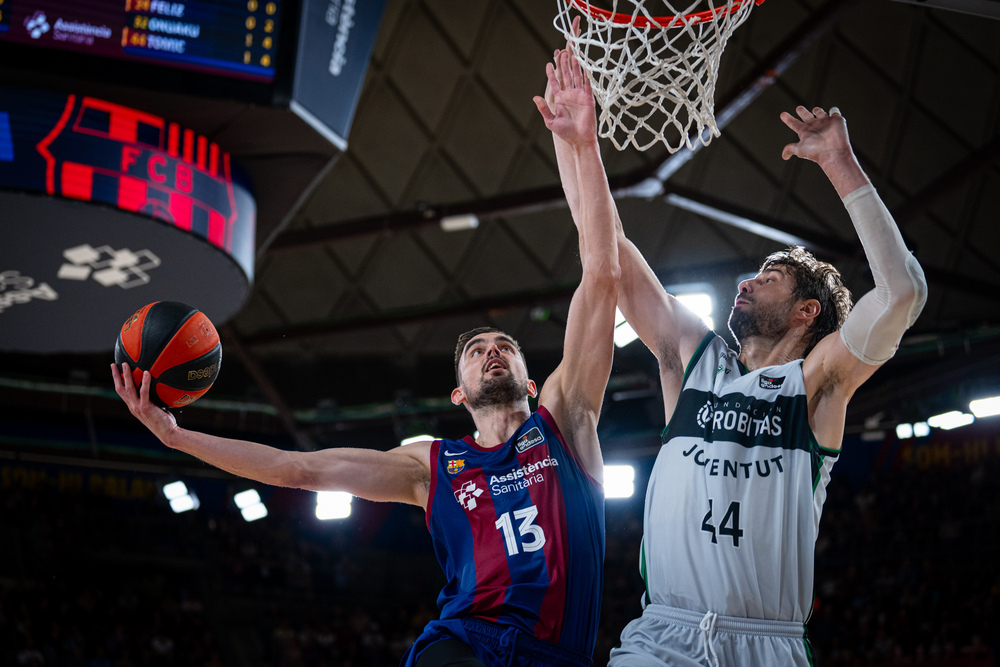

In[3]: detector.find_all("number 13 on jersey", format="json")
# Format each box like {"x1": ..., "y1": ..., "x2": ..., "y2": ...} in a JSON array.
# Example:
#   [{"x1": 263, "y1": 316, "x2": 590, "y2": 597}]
[{"x1": 496, "y1": 505, "x2": 546, "y2": 556}]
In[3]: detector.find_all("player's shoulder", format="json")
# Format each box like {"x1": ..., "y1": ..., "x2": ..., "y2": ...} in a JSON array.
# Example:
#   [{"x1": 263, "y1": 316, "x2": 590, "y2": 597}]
[
  {"x1": 390, "y1": 438, "x2": 436, "y2": 469},
  {"x1": 693, "y1": 330, "x2": 730, "y2": 362},
  {"x1": 683, "y1": 331, "x2": 735, "y2": 376}
]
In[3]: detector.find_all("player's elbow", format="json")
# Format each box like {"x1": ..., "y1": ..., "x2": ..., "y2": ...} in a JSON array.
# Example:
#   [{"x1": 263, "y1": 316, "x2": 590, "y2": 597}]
[
  {"x1": 891, "y1": 253, "x2": 928, "y2": 328},
  {"x1": 581, "y1": 259, "x2": 621, "y2": 298},
  {"x1": 272, "y1": 452, "x2": 323, "y2": 490}
]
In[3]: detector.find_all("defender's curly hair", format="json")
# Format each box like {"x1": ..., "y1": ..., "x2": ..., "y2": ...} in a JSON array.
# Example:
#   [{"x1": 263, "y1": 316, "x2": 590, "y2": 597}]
[{"x1": 759, "y1": 246, "x2": 853, "y2": 355}]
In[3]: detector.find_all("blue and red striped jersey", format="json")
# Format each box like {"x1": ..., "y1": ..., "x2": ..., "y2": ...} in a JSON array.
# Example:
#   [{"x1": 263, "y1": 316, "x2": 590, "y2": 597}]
[{"x1": 425, "y1": 406, "x2": 605, "y2": 656}]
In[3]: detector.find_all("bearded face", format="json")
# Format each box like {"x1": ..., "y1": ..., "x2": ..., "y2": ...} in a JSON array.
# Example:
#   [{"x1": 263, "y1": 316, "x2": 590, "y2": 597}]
[
  {"x1": 728, "y1": 294, "x2": 796, "y2": 344},
  {"x1": 455, "y1": 332, "x2": 532, "y2": 412},
  {"x1": 464, "y1": 370, "x2": 527, "y2": 411}
]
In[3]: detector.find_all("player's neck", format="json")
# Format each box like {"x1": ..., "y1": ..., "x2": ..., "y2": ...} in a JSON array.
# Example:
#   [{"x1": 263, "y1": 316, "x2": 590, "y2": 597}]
[
  {"x1": 471, "y1": 402, "x2": 532, "y2": 448},
  {"x1": 738, "y1": 331, "x2": 808, "y2": 371}
]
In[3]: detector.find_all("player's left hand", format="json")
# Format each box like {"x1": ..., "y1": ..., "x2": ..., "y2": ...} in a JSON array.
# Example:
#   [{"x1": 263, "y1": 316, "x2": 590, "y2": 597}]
[{"x1": 780, "y1": 106, "x2": 852, "y2": 165}]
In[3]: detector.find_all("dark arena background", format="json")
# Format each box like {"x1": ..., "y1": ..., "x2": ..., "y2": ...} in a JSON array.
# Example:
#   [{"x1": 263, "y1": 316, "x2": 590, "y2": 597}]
[{"x1": 1, "y1": 0, "x2": 999, "y2": 665}]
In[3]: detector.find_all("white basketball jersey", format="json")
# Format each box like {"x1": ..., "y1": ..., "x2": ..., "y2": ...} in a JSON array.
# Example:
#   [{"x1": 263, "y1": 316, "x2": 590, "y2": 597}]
[{"x1": 640, "y1": 332, "x2": 839, "y2": 622}]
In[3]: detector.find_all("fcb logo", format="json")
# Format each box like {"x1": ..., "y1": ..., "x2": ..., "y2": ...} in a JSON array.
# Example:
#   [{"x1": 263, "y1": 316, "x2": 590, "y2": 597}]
[{"x1": 447, "y1": 459, "x2": 465, "y2": 475}]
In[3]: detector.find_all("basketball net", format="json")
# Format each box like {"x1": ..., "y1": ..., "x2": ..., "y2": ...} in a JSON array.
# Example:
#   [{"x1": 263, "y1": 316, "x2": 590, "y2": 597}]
[{"x1": 554, "y1": 0, "x2": 765, "y2": 152}]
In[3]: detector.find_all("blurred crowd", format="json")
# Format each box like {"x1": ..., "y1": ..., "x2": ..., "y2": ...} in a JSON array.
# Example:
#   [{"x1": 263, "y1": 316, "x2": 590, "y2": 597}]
[{"x1": 1, "y1": 453, "x2": 996, "y2": 666}]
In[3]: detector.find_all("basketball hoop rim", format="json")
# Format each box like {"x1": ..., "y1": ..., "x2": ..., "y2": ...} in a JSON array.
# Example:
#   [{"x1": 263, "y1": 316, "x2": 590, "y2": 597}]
[{"x1": 567, "y1": 0, "x2": 765, "y2": 28}]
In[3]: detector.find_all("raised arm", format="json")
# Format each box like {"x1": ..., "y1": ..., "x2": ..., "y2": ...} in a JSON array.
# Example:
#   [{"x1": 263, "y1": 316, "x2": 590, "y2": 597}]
[
  {"x1": 789, "y1": 106, "x2": 928, "y2": 446},
  {"x1": 532, "y1": 48, "x2": 619, "y2": 481},
  {"x1": 536, "y1": 43, "x2": 708, "y2": 421},
  {"x1": 112, "y1": 363, "x2": 432, "y2": 507}
]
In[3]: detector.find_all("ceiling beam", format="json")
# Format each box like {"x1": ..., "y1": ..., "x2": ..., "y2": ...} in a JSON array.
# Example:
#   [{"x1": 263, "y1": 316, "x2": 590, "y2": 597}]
[
  {"x1": 887, "y1": 0, "x2": 1000, "y2": 20},
  {"x1": 663, "y1": 185, "x2": 856, "y2": 257},
  {"x1": 239, "y1": 258, "x2": 769, "y2": 344},
  {"x1": 624, "y1": 0, "x2": 859, "y2": 195},
  {"x1": 259, "y1": 0, "x2": 1000, "y2": 334},
  {"x1": 266, "y1": 0, "x2": 853, "y2": 256},
  {"x1": 242, "y1": 283, "x2": 580, "y2": 346},
  {"x1": 266, "y1": 183, "x2": 576, "y2": 253},
  {"x1": 892, "y1": 134, "x2": 1000, "y2": 226}
]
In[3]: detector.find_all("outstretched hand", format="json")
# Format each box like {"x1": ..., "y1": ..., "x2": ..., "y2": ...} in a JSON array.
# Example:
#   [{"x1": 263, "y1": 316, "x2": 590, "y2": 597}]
[
  {"x1": 111, "y1": 362, "x2": 178, "y2": 441},
  {"x1": 780, "y1": 106, "x2": 853, "y2": 165},
  {"x1": 533, "y1": 37, "x2": 597, "y2": 147}
]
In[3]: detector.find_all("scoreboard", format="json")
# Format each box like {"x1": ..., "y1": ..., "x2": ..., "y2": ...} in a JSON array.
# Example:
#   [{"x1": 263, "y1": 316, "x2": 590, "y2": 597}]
[
  {"x1": 0, "y1": 0, "x2": 386, "y2": 352},
  {"x1": 0, "y1": 0, "x2": 388, "y2": 139},
  {"x1": 0, "y1": 0, "x2": 284, "y2": 82}
]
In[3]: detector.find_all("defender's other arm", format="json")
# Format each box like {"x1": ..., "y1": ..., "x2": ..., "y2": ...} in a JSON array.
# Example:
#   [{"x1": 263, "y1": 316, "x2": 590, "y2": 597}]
[
  {"x1": 790, "y1": 107, "x2": 928, "y2": 445},
  {"x1": 533, "y1": 48, "x2": 619, "y2": 482},
  {"x1": 112, "y1": 364, "x2": 432, "y2": 507}
]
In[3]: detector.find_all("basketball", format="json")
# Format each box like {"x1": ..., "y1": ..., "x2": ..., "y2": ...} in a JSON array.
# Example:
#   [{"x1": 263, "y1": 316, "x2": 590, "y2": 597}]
[{"x1": 114, "y1": 301, "x2": 222, "y2": 409}]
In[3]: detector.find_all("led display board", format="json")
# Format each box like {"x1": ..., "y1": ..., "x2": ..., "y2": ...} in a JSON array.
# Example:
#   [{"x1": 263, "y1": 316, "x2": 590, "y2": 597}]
[
  {"x1": 0, "y1": 86, "x2": 255, "y2": 352},
  {"x1": 0, "y1": 0, "x2": 283, "y2": 82}
]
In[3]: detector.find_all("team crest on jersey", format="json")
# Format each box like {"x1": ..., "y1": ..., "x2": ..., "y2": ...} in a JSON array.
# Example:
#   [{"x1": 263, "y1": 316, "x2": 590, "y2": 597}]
[
  {"x1": 695, "y1": 400, "x2": 715, "y2": 428},
  {"x1": 447, "y1": 459, "x2": 465, "y2": 475},
  {"x1": 515, "y1": 427, "x2": 544, "y2": 453},
  {"x1": 454, "y1": 481, "x2": 483, "y2": 511},
  {"x1": 759, "y1": 375, "x2": 785, "y2": 390}
]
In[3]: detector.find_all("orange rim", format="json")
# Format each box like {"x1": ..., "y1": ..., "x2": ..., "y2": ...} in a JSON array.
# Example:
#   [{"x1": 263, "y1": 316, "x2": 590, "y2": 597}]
[{"x1": 568, "y1": 0, "x2": 765, "y2": 28}]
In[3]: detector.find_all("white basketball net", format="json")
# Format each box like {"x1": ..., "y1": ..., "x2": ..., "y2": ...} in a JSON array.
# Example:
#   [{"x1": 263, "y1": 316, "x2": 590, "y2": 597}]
[{"x1": 554, "y1": 0, "x2": 763, "y2": 152}]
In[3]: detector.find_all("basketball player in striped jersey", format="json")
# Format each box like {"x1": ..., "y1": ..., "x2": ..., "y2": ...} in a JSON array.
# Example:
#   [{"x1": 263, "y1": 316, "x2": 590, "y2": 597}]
[
  {"x1": 541, "y1": 46, "x2": 927, "y2": 665},
  {"x1": 112, "y1": 49, "x2": 622, "y2": 667}
]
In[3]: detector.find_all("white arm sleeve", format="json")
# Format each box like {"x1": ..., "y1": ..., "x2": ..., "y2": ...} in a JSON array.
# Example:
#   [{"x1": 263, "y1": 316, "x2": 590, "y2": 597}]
[{"x1": 839, "y1": 185, "x2": 928, "y2": 365}]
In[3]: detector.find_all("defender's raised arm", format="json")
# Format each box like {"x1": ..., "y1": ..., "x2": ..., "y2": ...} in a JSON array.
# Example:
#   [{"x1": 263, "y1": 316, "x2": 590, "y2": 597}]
[
  {"x1": 786, "y1": 106, "x2": 928, "y2": 447},
  {"x1": 782, "y1": 107, "x2": 927, "y2": 366},
  {"x1": 533, "y1": 47, "x2": 620, "y2": 481}
]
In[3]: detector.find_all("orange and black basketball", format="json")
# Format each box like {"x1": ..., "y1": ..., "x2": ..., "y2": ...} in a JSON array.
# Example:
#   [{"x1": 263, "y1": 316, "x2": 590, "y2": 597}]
[{"x1": 114, "y1": 301, "x2": 222, "y2": 409}]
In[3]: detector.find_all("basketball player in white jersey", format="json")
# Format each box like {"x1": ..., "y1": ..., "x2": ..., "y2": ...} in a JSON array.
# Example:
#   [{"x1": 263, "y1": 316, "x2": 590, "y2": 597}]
[{"x1": 536, "y1": 46, "x2": 927, "y2": 665}]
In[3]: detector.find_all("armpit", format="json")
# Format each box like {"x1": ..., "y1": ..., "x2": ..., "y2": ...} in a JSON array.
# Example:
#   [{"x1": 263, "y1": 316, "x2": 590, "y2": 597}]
[{"x1": 655, "y1": 335, "x2": 684, "y2": 379}]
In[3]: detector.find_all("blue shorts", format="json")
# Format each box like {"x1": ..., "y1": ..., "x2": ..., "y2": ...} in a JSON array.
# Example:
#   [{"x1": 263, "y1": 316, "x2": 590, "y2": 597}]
[{"x1": 401, "y1": 617, "x2": 593, "y2": 667}]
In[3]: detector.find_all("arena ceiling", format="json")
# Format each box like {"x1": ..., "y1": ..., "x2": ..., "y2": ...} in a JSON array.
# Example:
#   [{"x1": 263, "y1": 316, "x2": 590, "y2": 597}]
[{"x1": 2, "y1": 0, "x2": 1000, "y2": 463}]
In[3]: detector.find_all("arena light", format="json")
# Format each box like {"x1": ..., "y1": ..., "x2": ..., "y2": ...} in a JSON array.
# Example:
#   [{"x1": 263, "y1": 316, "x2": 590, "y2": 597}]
[
  {"x1": 234, "y1": 489, "x2": 267, "y2": 522},
  {"x1": 895, "y1": 423, "x2": 914, "y2": 439},
  {"x1": 913, "y1": 422, "x2": 930, "y2": 437},
  {"x1": 604, "y1": 465, "x2": 635, "y2": 499},
  {"x1": 234, "y1": 489, "x2": 261, "y2": 509},
  {"x1": 927, "y1": 411, "x2": 975, "y2": 430},
  {"x1": 673, "y1": 292, "x2": 715, "y2": 331},
  {"x1": 169, "y1": 493, "x2": 199, "y2": 513},
  {"x1": 162, "y1": 480, "x2": 188, "y2": 500},
  {"x1": 614, "y1": 308, "x2": 640, "y2": 348},
  {"x1": 970, "y1": 395, "x2": 1000, "y2": 418},
  {"x1": 401, "y1": 435, "x2": 435, "y2": 446},
  {"x1": 316, "y1": 491, "x2": 352, "y2": 520},
  {"x1": 241, "y1": 502, "x2": 268, "y2": 522},
  {"x1": 440, "y1": 213, "x2": 479, "y2": 232},
  {"x1": 162, "y1": 480, "x2": 199, "y2": 513}
]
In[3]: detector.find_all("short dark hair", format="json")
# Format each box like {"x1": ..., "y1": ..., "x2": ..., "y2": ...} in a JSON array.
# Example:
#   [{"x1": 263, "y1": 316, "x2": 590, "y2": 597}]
[
  {"x1": 453, "y1": 327, "x2": 523, "y2": 384},
  {"x1": 759, "y1": 246, "x2": 852, "y2": 355}
]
